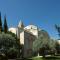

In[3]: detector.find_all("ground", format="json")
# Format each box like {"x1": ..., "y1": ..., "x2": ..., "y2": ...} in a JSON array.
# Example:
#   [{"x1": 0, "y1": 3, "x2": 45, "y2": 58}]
[
  {"x1": 1, "y1": 55, "x2": 59, "y2": 60},
  {"x1": 15, "y1": 56, "x2": 60, "y2": 60}
]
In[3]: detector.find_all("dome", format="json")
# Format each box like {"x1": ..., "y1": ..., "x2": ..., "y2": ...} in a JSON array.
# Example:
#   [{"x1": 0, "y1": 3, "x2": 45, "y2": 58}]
[
  {"x1": 24, "y1": 25, "x2": 38, "y2": 30},
  {"x1": 9, "y1": 27, "x2": 16, "y2": 34}
]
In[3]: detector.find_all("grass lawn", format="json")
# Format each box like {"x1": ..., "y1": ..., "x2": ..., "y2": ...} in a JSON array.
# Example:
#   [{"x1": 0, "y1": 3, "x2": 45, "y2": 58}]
[
  {"x1": 18, "y1": 56, "x2": 60, "y2": 60},
  {"x1": 11, "y1": 56, "x2": 60, "y2": 60},
  {"x1": 28, "y1": 57, "x2": 43, "y2": 60}
]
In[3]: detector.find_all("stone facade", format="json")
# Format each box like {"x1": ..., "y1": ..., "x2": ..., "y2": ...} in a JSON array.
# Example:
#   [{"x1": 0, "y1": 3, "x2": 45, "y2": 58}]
[{"x1": 20, "y1": 31, "x2": 35, "y2": 57}]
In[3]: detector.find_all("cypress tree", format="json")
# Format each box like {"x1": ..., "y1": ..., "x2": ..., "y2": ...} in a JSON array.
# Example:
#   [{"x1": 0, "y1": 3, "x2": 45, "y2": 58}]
[
  {"x1": 0, "y1": 12, "x2": 2, "y2": 32},
  {"x1": 4, "y1": 15, "x2": 8, "y2": 33}
]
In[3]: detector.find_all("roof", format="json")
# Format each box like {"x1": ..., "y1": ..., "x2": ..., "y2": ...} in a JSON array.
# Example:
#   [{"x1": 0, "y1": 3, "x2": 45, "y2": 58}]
[{"x1": 24, "y1": 25, "x2": 38, "y2": 30}]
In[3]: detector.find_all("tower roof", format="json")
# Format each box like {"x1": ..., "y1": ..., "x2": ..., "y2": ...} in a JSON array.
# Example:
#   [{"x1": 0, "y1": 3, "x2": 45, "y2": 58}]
[{"x1": 18, "y1": 20, "x2": 24, "y2": 28}]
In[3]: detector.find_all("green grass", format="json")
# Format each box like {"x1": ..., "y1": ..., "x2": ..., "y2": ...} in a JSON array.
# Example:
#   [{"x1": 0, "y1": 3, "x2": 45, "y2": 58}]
[
  {"x1": 32, "y1": 56, "x2": 60, "y2": 60},
  {"x1": 29, "y1": 57, "x2": 43, "y2": 60},
  {"x1": 25, "y1": 56, "x2": 60, "y2": 60},
  {"x1": 16, "y1": 56, "x2": 60, "y2": 60}
]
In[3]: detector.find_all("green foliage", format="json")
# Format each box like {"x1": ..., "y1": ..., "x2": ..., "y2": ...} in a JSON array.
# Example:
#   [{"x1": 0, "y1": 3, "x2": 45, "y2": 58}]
[
  {"x1": 32, "y1": 30, "x2": 57, "y2": 56},
  {"x1": 0, "y1": 32, "x2": 20, "y2": 59},
  {"x1": 48, "y1": 39, "x2": 56, "y2": 49},
  {"x1": 7, "y1": 31, "x2": 16, "y2": 38},
  {"x1": 33, "y1": 30, "x2": 50, "y2": 51}
]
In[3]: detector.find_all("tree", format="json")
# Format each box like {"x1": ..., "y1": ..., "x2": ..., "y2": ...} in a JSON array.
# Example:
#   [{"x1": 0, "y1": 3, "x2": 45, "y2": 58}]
[
  {"x1": 48, "y1": 39, "x2": 56, "y2": 55},
  {"x1": 55, "y1": 24, "x2": 60, "y2": 54},
  {"x1": 33, "y1": 31, "x2": 56, "y2": 57},
  {"x1": 33, "y1": 30, "x2": 50, "y2": 57},
  {"x1": 49, "y1": 39, "x2": 56, "y2": 49},
  {"x1": 4, "y1": 16, "x2": 8, "y2": 33},
  {"x1": 0, "y1": 12, "x2": 2, "y2": 32},
  {"x1": 0, "y1": 32, "x2": 20, "y2": 59}
]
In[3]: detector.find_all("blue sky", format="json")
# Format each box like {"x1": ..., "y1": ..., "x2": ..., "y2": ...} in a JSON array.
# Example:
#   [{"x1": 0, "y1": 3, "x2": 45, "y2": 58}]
[{"x1": 0, "y1": 0, "x2": 60, "y2": 39}]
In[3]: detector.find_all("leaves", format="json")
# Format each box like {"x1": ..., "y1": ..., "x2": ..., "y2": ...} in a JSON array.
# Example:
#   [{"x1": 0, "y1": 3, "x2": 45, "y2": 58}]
[
  {"x1": 32, "y1": 30, "x2": 56, "y2": 52},
  {"x1": 0, "y1": 32, "x2": 19, "y2": 58}
]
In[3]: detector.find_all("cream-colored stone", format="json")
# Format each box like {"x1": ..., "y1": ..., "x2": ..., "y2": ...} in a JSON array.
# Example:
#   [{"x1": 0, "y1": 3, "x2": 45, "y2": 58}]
[
  {"x1": 20, "y1": 31, "x2": 24, "y2": 45},
  {"x1": 9, "y1": 27, "x2": 16, "y2": 34},
  {"x1": 57, "y1": 40, "x2": 60, "y2": 44}
]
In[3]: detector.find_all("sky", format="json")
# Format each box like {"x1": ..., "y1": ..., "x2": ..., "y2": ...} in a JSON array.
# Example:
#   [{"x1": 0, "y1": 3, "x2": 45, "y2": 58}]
[{"x1": 0, "y1": 0, "x2": 60, "y2": 39}]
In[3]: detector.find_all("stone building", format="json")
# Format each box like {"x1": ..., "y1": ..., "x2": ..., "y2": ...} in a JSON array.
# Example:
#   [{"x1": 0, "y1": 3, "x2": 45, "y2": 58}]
[{"x1": 9, "y1": 20, "x2": 49, "y2": 58}]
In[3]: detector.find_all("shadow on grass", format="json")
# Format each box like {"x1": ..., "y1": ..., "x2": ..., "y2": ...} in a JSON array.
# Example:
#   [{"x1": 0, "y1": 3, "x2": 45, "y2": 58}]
[{"x1": 43, "y1": 56, "x2": 60, "y2": 60}]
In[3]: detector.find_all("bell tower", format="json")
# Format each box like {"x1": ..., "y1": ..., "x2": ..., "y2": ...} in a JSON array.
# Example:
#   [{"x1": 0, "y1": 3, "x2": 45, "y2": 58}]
[
  {"x1": 17, "y1": 20, "x2": 24, "y2": 39},
  {"x1": 18, "y1": 20, "x2": 24, "y2": 29}
]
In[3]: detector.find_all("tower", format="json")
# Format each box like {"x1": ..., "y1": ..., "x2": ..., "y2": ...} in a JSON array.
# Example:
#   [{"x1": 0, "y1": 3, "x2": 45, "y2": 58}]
[
  {"x1": 17, "y1": 20, "x2": 24, "y2": 39},
  {"x1": 18, "y1": 20, "x2": 24, "y2": 29}
]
